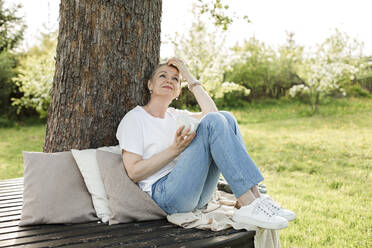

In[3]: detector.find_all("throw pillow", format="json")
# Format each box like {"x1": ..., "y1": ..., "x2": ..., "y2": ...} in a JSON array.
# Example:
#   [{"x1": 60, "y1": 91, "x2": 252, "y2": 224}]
[
  {"x1": 71, "y1": 149, "x2": 112, "y2": 223},
  {"x1": 96, "y1": 150, "x2": 166, "y2": 225},
  {"x1": 20, "y1": 151, "x2": 98, "y2": 226}
]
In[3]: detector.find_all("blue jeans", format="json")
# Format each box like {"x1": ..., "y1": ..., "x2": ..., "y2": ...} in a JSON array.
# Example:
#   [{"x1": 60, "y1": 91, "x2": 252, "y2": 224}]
[{"x1": 151, "y1": 111, "x2": 264, "y2": 214}]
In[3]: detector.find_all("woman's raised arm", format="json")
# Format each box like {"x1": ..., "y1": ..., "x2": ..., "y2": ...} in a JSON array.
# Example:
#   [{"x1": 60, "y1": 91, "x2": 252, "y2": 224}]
[{"x1": 167, "y1": 58, "x2": 218, "y2": 121}]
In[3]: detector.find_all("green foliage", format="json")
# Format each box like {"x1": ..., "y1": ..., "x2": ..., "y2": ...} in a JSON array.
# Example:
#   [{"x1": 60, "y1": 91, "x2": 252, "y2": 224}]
[
  {"x1": 172, "y1": 17, "x2": 225, "y2": 97},
  {"x1": 344, "y1": 84, "x2": 371, "y2": 97},
  {"x1": 12, "y1": 32, "x2": 57, "y2": 118},
  {"x1": 196, "y1": 0, "x2": 249, "y2": 31},
  {"x1": 289, "y1": 29, "x2": 365, "y2": 113},
  {"x1": 171, "y1": 14, "x2": 251, "y2": 108},
  {"x1": 214, "y1": 82, "x2": 251, "y2": 108},
  {"x1": 225, "y1": 33, "x2": 304, "y2": 100},
  {"x1": 0, "y1": 51, "x2": 17, "y2": 114},
  {"x1": 0, "y1": 1, "x2": 25, "y2": 116},
  {"x1": 0, "y1": 0, "x2": 25, "y2": 52}
]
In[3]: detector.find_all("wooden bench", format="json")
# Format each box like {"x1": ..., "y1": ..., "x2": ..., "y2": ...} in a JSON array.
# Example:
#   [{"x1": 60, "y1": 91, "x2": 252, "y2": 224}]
[{"x1": 0, "y1": 177, "x2": 255, "y2": 247}]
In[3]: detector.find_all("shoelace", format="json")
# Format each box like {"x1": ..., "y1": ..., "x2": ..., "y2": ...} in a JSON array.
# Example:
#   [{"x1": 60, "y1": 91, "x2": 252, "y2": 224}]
[
  {"x1": 253, "y1": 198, "x2": 275, "y2": 217},
  {"x1": 261, "y1": 197, "x2": 282, "y2": 213}
]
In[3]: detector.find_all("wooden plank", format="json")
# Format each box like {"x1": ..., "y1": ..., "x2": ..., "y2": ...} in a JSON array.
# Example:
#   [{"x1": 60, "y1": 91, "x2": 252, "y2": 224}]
[
  {"x1": 6, "y1": 224, "x2": 196, "y2": 248},
  {"x1": 0, "y1": 210, "x2": 21, "y2": 218},
  {"x1": 0, "y1": 220, "x2": 20, "y2": 229},
  {"x1": 0, "y1": 186, "x2": 22, "y2": 191},
  {"x1": 0, "y1": 180, "x2": 23, "y2": 186},
  {"x1": 0, "y1": 215, "x2": 20, "y2": 223},
  {"x1": 0, "y1": 193, "x2": 23, "y2": 198},
  {"x1": 0, "y1": 184, "x2": 23, "y2": 190},
  {"x1": 0, "y1": 222, "x2": 105, "y2": 241},
  {"x1": 0, "y1": 222, "x2": 99, "y2": 236},
  {"x1": 0, "y1": 195, "x2": 22, "y2": 201},
  {"x1": 0, "y1": 199, "x2": 23, "y2": 206},
  {"x1": 0, "y1": 220, "x2": 175, "y2": 247},
  {"x1": 0, "y1": 206, "x2": 22, "y2": 214},
  {"x1": 0, "y1": 189, "x2": 23, "y2": 194},
  {"x1": 58, "y1": 225, "x2": 248, "y2": 248},
  {"x1": 0, "y1": 178, "x2": 23, "y2": 184},
  {"x1": 119, "y1": 230, "x2": 252, "y2": 248},
  {"x1": 0, "y1": 203, "x2": 23, "y2": 210},
  {"x1": 161, "y1": 231, "x2": 255, "y2": 248}
]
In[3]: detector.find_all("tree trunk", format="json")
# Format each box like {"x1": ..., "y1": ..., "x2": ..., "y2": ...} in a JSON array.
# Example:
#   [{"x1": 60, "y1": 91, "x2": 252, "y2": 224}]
[{"x1": 44, "y1": 0, "x2": 162, "y2": 152}]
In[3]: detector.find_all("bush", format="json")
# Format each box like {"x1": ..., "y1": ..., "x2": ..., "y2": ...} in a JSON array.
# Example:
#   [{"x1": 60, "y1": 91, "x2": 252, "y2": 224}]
[
  {"x1": 225, "y1": 33, "x2": 304, "y2": 100},
  {"x1": 11, "y1": 32, "x2": 56, "y2": 118},
  {"x1": 214, "y1": 82, "x2": 251, "y2": 108},
  {"x1": 0, "y1": 52, "x2": 18, "y2": 115},
  {"x1": 344, "y1": 84, "x2": 371, "y2": 97}
]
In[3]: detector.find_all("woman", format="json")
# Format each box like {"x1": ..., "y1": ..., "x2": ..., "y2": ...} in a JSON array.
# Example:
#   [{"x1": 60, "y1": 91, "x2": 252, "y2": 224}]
[{"x1": 116, "y1": 58, "x2": 295, "y2": 230}]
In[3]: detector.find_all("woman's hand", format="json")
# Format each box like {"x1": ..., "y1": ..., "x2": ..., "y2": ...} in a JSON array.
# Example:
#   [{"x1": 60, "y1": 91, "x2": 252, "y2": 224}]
[
  {"x1": 169, "y1": 125, "x2": 196, "y2": 156},
  {"x1": 167, "y1": 57, "x2": 196, "y2": 83}
]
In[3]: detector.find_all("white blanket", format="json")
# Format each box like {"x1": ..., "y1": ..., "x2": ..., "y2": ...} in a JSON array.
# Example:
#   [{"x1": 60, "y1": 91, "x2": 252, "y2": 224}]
[{"x1": 167, "y1": 190, "x2": 281, "y2": 248}]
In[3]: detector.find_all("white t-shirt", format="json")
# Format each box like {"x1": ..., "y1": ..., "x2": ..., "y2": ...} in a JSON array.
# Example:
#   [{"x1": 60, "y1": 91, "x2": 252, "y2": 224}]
[{"x1": 116, "y1": 105, "x2": 192, "y2": 196}]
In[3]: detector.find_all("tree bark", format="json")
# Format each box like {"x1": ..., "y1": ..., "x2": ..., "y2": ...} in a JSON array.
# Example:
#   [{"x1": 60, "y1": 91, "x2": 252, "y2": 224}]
[{"x1": 44, "y1": 0, "x2": 162, "y2": 152}]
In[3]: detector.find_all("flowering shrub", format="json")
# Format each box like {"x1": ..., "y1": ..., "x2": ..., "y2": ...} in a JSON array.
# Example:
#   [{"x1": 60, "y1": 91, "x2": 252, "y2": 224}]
[
  {"x1": 289, "y1": 61, "x2": 357, "y2": 112},
  {"x1": 215, "y1": 81, "x2": 251, "y2": 107},
  {"x1": 11, "y1": 33, "x2": 56, "y2": 118}
]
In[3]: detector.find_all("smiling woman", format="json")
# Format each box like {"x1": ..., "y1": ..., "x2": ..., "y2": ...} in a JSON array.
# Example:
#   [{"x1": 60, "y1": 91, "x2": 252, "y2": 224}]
[
  {"x1": 116, "y1": 57, "x2": 296, "y2": 230},
  {"x1": 146, "y1": 63, "x2": 181, "y2": 105}
]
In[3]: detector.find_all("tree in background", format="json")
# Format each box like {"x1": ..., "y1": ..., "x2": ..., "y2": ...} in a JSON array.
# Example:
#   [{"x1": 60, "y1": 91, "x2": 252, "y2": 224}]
[
  {"x1": 172, "y1": 14, "x2": 227, "y2": 99},
  {"x1": 225, "y1": 33, "x2": 304, "y2": 100},
  {"x1": 0, "y1": 0, "x2": 25, "y2": 115},
  {"x1": 12, "y1": 32, "x2": 57, "y2": 118},
  {"x1": 171, "y1": 9, "x2": 250, "y2": 109},
  {"x1": 289, "y1": 30, "x2": 363, "y2": 113},
  {"x1": 0, "y1": 0, "x2": 25, "y2": 52}
]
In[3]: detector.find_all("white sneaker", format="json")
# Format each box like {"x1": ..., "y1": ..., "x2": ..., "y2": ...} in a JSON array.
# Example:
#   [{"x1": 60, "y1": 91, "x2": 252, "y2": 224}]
[
  {"x1": 260, "y1": 194, "x2": 296, "y2": 222},
  {"x1": 232, "y1": 197, "x2": 288, "y2": 230}
]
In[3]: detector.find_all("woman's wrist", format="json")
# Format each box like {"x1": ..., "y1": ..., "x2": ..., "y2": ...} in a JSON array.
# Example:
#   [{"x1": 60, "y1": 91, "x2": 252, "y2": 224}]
[
  {"x1": 167, "y1": 145, "x2": 181, "y2": 158},
  {"x1": 188, "y1": 80, "x2": 202, "y2": 92}
]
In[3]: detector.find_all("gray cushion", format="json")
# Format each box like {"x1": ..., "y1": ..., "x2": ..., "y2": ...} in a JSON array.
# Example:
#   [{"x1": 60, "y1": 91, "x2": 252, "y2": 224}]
[
  {"x1": 20, "y1": 151, "x2": 99, "y2": 226},
  {"x1": 96, "y1": 150, "x2": 166, "y2": 225}
]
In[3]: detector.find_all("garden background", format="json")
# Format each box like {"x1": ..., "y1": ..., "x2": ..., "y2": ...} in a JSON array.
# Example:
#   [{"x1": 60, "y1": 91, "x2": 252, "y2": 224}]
[{"x1": 0, "y1": 0, "x2": 371, "y2": 247}]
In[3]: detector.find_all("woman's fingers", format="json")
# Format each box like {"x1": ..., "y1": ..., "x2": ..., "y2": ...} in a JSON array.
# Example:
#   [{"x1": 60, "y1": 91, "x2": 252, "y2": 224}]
[
  {"x1": 176, "y1": 125, "x2": 185, "y2": 136},
  {"x1": 186, "y1": 132, "x2": 196, "y2": 143},
  {"x1": 181, "y1": 131, "x2": 196, "y2": 146},
  {"x1": 168, "y1": 57, "x2": 185, "y2": 71}
]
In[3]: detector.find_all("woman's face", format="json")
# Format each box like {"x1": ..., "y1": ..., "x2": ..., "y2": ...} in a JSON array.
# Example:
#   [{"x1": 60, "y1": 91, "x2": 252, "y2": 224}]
[{"x1": 148, "y1": 65, "x2": 181, "y2": 101}]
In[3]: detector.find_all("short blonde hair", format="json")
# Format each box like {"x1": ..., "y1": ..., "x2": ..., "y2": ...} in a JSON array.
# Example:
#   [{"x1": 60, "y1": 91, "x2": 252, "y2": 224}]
[{"x1": 150, "y1": 63, "x2": 180, "y2": 82}]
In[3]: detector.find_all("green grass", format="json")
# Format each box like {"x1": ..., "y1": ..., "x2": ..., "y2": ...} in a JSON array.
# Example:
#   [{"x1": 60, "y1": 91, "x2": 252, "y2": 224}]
[
  {"x1": 0, "y1": 97, "x2": 371, "y2": 247},
  {"x1": 0, "y1": 118, "x2": 45, "y2": 179},
  {"x1": 232, "y1": 98, "x2": 372, "y2": 248}
]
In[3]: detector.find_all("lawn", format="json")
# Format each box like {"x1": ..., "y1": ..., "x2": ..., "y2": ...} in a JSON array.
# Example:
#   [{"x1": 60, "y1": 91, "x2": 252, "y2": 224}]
[{"x1": 0, "y1": 98, "x2": 371, "y2": 247}]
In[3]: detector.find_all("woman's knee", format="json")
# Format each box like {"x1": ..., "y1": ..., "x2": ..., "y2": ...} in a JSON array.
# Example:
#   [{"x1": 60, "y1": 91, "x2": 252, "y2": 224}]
[
  {"x1": 200, "y1": 112, "x2": 227, "y2": 128},
  {"x1": 218, "y1": 111, "x2": 236, "y2": 124}
]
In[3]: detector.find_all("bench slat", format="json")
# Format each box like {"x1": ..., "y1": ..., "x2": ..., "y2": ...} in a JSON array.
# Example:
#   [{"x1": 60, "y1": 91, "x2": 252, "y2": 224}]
[
  {"x1": 0, "y1": 210, "x2": 21, "y2": 218},
  {"x1": 0, "y1": 206, "x2": 22, "y2": 214},
  {"x1": 0, "y1": 220, "x2": 174, "y2": 247},
  {"x1": 0, "y1": 195, "x2": 22, "y2": 202}
]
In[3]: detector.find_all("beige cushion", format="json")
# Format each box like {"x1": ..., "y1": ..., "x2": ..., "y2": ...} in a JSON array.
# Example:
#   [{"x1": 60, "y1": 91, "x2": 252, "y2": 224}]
[
  {"x1": 96, "y1": 150, "x2": 166, "y2": 225},
  {"x1": 20, "y1": 151, "x2": 99, "y2": 226}
]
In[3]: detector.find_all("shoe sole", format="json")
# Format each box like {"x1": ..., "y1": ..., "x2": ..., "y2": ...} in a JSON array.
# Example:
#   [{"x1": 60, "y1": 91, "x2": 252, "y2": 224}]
[
  {"x1": 281, "y1": 216, "x2": 296, "y2": 221},
  {"x1": 232, "y1": 214, "x2": 289, "y2": 230}
]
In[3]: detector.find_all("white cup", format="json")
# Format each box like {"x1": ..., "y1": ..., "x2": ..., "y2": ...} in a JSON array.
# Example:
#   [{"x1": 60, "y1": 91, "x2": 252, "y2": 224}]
[{"x1": 176, "y1": 115, "x2": 200, "y2": 135}]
